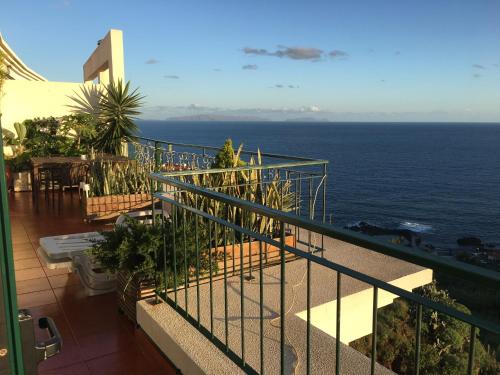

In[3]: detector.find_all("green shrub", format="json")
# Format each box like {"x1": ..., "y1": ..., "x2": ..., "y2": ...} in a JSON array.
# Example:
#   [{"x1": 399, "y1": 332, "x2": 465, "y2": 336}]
[
  {"x1": 88, "y1": 214, "x2": 214, "y2": 291},
  {"x1": 350, "y1": 282, "x2": 499, "y2": 374}
]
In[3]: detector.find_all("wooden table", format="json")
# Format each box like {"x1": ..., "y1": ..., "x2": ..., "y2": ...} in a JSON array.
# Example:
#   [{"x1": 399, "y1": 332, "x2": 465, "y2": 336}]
[{"x1": 30, "y1": 155, "x2": 129, "y2": 208}]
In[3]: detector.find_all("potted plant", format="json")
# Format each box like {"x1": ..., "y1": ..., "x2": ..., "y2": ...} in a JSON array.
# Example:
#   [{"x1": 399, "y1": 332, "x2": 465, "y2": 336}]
[
  {"x1": 8, "y1": 153, "x2": 32, "y2": 191},
  {"x1": 179, "y1": 139, "x2": 297, "y2": 272},
  {"x1": 89, "y1": 218, "x2": 160, "y2": 322},
  {"x1": 84, "y1": 160, "x2": 153, "y2": 220},
  {"x1": 3, "y1": 122, "x2": 33, "y2": 191},
  {"x1": 88, "y1": 214, "x2": 212, "y2": 322}
]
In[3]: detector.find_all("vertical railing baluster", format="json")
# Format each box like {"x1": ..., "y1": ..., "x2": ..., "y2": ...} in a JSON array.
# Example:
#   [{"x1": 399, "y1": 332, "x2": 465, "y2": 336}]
[
  {"x1": 232, "y1": 230, "x2": 236, "y2": 276},
  {"x1": 223, "y1": 227, "x2": 229, "y2": 352},
  {"x1": 280, "y1": 222, "x2": 286, "y2": 375},
  {"x1": 322, "y1": 163, "x2": 327, "y2": 257},
  {"x1": 306, "y1": 254, "x2": 311, "y2": 375},
  {"x1": 414, "y1": 304, "x2": 422, "y2": 375},
  {"x1": 371, "y1": 287, "x2": 378, "y2": 375},
  {"x1": 183, "y1": 209, "x2": 188, "y2": 317},
  {"x1": 259, "y1": 240, "x2": 264, "y2": 375},
  {"x1": 172, "y1": 203, "x2": 177, "y2": 307},
  {"x1": 298, "y1": 173, "x2": 302, "y2": 242},
  {"x1": 162, "y1": 206, "x2": 167, "y2": 302},
  {"x1": 209, "y1": 219, "x2": 214, "y2": 338},
  {"x1": 308, "y1": 177, "x2": 313, "y2": 256},
  {"x1": 294, "y1": 173, "x2": 299, "y2": 242},
  {"x1": 240, "y1": 229, "x2": 246, "y2": 366},
  {"x1": 247, "y1": 235, "x2": 254, "y2": 280},
  {"x1": 335, "y1": 272, "x2": 341, "y2": 375},
  {"x1": 195, "y1": 196, "x2": 201, "y2": 327},
  {"x1": 309, "y1": 176, "x2": 313, "y2": 221},
  {"x1": 467, "y1": 325, "x2": 476, "y2": 375}
]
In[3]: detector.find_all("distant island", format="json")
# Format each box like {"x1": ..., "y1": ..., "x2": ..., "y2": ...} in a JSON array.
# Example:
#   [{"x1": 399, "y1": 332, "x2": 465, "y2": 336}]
[
  {"x1": 285, "y1": 117, "x2": 330, "y2": 122},
  {"x1": 165, "y1": 114, "x2": 269, "y2": 122}
]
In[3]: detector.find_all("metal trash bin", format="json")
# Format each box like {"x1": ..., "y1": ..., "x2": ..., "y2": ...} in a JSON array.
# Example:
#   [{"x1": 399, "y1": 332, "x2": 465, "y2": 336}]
[{"x1": 18, "y1": 309, "x2": 62, "y2": 375}]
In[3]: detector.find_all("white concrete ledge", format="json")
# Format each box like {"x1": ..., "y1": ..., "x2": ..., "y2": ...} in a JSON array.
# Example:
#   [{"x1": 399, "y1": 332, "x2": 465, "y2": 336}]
[{"x1": 137, "y1": 298, "x2": 245, "y2": 375}]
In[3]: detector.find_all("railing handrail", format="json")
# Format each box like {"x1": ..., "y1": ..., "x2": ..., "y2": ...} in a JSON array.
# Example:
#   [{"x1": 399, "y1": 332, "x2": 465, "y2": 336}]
[
  {"x1": 135, "y1": 136, "x2": 328, "y2": 163},
  {"x1": 151, "y1": 173, "x2": 500, "y2": 288},
  {"x1": 154, "y1": 192, "x2": 500, "y2": 335}
]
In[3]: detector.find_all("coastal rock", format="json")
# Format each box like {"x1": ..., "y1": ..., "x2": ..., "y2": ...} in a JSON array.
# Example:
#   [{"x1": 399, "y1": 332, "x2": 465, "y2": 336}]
[
  {"x1": 346, "y1": 221, "x2": 421, "y2": 247},
  {"x1": 457, "y1": 237, "x2": 482, "y2": 247}
]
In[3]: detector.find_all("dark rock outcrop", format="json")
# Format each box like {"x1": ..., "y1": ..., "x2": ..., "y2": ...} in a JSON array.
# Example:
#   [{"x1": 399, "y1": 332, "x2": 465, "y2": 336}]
[
  {"x1": 457, "y1": 237, "x2": 482, "y2": 247},
  {"x1": 346, "y1": 221, "x2": 421, "y2": 247}
]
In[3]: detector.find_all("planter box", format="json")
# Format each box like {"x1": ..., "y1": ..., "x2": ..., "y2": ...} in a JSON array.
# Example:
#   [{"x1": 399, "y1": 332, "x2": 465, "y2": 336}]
[
  {"x1": 13, "y1": 171, "x2": 32, "y2": 192},
  {"x1": 215, "y1": 234, "x2": 296, "y2": 275},
  {"x1": 117, "y1": 271, "x2": 156, "y2": 323},
  {"x1": 83, "y1": 193, "x2": 153, "y2": 221}
]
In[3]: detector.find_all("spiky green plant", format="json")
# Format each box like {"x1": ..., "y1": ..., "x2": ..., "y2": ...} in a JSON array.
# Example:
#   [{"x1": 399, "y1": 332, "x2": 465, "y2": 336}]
[
  {"x1": 178, "y1": 141, "x2": 296, "y2": 240},
  {"x1": 88, "y1": 160, "x2": 151, "y2": 197},
  {"x1": 95, "y1": 80, "x2": 144, "y2": 155}
]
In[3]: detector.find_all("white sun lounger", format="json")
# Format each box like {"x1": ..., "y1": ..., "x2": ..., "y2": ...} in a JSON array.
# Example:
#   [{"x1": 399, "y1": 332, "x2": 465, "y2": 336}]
[
  {"x1": 37, "y1": 209, "x2": 168, "y2": 296},
  {"x1": 37, "y1": 232, "x2": 103, "y2": 270}
]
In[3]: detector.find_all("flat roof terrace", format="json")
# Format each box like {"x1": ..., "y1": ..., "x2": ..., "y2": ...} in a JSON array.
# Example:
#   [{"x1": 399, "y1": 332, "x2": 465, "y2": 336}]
[{"x1": 139, "y1": 228, "x2": 432, "y2": 375}]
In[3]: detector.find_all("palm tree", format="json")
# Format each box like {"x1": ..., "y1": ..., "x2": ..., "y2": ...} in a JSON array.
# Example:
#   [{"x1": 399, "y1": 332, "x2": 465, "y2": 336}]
[{"x1": 96, "y1": 79, "x2": 144, "y2": 155}]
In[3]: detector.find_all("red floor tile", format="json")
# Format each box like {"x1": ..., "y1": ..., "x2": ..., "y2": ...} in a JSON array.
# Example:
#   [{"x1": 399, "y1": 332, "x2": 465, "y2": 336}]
[
  {"x1": 14, "y1": 257, "x2": 41, "y2": 270},
  {"x1": 13, "y1": 248, "x2": 38, "y2": 261},
  {"x1": 15, "y1": 267, "x2": 46, "y2": 281},
  {"x1": 12, "y1": 242, "x2": 35, "y2": 252},
  {"x1": 39, "y1": 362, "x2": 91, "y2": 375},
  {"x1": 17, "y1": 289, "x2": 57, "y2": 309},
  {"x1": 16, "y1": 277, "x2": 51, "y2": 294},
  {"x1": 9, "y1": 192, "x2": 177, "y2": 375},
  {"x1": 44, "y1": 267, "x2": 73, "y2": 277},
  {"x1": 48, "y1": 274, "x2": 81, "y2": 289},
  {"x1": 77, "y1": 327, "x2": 138, "y2": 361},
  {"x1": 84, "y1": 347, "x2": 160, "y2": 375}
]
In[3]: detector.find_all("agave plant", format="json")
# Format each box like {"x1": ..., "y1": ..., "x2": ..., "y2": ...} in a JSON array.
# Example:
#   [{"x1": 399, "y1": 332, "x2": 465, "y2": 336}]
[
  {"x1": 70, "y1": 80, "x2": 144, "y2": 156},
  {"x1": 178, "y1": 140, "x2": 296, "y2": 240},
  {"x1": 96, "y1": 80, "x2": 144, "y2": 155}
]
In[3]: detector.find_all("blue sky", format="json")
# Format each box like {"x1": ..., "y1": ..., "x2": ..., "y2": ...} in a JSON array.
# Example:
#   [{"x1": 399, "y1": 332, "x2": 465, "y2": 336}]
[{"x1": 1, "y1": 0, "x2": 500, "y2": 121}]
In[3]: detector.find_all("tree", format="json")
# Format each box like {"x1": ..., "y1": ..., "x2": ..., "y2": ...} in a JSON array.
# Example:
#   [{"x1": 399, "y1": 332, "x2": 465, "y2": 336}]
[
  {"x1": 350, "y1": 282, "x2": 499, "y2": 374},
  {"x1": 213, "y1": 138, "x2": 245, "y2": 168}
]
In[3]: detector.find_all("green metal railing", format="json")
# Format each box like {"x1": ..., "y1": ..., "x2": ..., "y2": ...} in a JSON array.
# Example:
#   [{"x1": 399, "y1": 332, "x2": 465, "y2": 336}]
[
  {"x1": 0, "y1": 125, "x2": 25, "y2": 374},
  {"x1": 131, "y1": 136, "x2": 329, "y2": 223},
  {"x1": 149, "y1": 172, "x2": 500, "y2": 375}
]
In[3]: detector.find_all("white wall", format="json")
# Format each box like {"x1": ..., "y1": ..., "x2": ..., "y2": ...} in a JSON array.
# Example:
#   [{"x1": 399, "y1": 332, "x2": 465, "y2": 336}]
[{"x1": 0, "y1": 80, "x2": 98, "y2": 133}]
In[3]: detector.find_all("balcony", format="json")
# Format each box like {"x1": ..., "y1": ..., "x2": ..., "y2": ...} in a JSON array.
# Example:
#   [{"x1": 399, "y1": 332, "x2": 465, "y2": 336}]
[{"x1": 6, "y1": 137, "x2": 500, "y2": 374}]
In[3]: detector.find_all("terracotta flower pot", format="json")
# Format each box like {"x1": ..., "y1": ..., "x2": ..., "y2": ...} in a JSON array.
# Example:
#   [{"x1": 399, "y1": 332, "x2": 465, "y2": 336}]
[{"x1": 116, "y1": 271, "x2": 156, "y2": 323}]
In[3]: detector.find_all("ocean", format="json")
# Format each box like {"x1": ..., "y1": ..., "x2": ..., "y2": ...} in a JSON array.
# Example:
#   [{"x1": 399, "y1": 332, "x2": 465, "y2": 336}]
[{"x1": 138, "y1": 121, "x2": 500, "y2": 249}]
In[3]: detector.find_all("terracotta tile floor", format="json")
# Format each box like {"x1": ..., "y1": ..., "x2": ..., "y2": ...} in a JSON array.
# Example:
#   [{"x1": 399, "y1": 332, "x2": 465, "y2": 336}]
[{"x1": 8, "y1": 192, "x2": 178, "y2": 375}]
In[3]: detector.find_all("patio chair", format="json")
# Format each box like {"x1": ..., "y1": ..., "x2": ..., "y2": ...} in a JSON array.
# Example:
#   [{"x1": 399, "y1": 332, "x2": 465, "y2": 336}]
[{"x1": 38, "y1": 163, "x2": 73, "y2": 207}]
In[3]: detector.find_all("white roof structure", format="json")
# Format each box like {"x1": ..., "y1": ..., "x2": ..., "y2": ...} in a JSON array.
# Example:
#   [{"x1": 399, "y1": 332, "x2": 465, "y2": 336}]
[{"x1": 0, "y1": 33, "x2": 47, "y2": 81}]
